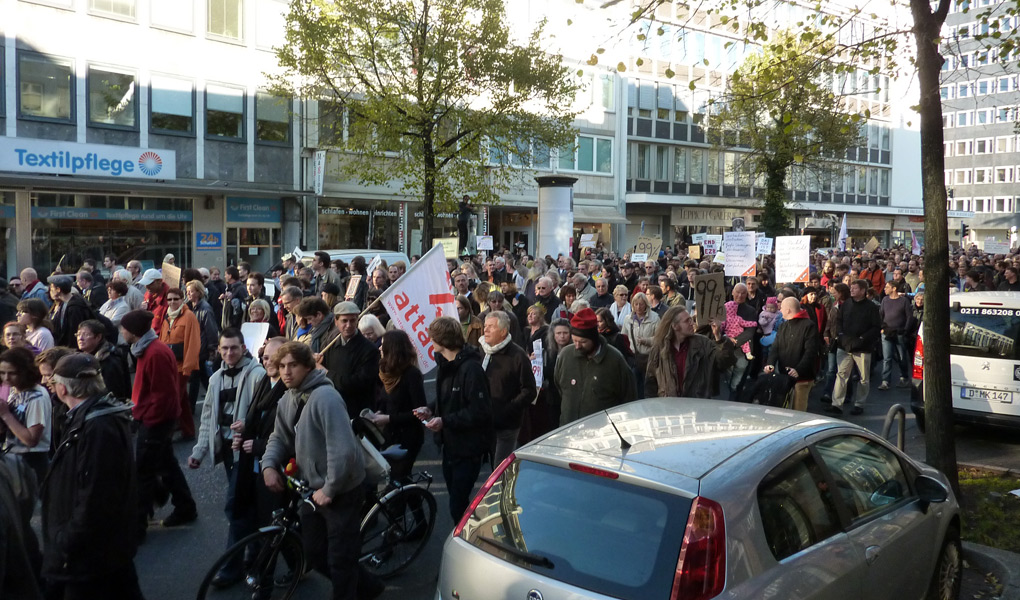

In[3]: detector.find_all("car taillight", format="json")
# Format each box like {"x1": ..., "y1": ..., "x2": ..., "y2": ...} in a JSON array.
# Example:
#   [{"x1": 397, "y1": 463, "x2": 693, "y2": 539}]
[
  {"x1": 671, "y1": 496, "x2": 726, "y2": 600},
  {"x1": 453, "y1": 453, "x2": 515, "y2": 538},
  {"x1": 913, "y1": 335, "x2": 924, "y2": 380}
]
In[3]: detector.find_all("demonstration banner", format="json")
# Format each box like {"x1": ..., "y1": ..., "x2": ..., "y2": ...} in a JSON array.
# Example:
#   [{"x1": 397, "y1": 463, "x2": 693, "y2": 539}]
[
  {"x1": 723, "y1": 231, "x2": 756, "y2": 277},
  {"x1": 694, "y1": 271, "x2": 726, "y2": 327},
  {"x1": 376, "y1": 244, "x2": 457, "y2": 372},
  {"x1": 775, "y1": 235, "x2": 811, "y2": 283}
]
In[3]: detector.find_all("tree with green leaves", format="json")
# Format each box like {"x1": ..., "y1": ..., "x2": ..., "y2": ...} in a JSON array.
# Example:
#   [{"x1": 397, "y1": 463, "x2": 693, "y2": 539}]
[
  {"x1": 272, "y1": 0, "x2": 580, "y2": 254},
  {"x1": 706, "y1": 31, "x2": 864, "y2": 237}
]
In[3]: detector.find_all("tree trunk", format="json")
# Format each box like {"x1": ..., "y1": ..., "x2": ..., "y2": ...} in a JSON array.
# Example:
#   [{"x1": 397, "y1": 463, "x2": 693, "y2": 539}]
[
  {"x1": 761, "y1": 162, "x2": 791, "y2": 238},
  {"x1": 422, "y1": 142, "x2": 436, "y2": 256},
  {"x1": 911, "y1": 0, "x2": 958, "y2": 494}
]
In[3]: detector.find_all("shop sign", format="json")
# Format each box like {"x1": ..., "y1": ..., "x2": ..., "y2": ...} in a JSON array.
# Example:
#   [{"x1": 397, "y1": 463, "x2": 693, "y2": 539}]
[
  {"x1": 32, "y1": 206, "x2": 191, "y2": 221},
  {"x1": 398, "y1": 202, "x2": 406, "y2": 254},
  {"x1": 196, "y1": 232, "x2": 223, "y2": 250},
  {"x1": 0, "y1": 138, "x2": 176, "y2": 180},
  {"x1": 413, "y1": 211, "x2": 457, "y2": 219},
  {"x1": 227, "y1": 197, "x2": 281, "y2": 223},
  {"x1": 672, "y1": 206, "x2": 750, "y2": 227},
  {"x1": 320, "y1": 206, "x2": 370, "y2": 216}
]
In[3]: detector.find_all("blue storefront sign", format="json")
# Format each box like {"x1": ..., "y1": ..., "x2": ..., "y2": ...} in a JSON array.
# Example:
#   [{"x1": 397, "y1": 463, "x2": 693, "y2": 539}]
[
  {"x1": 196, "y1": 232, "x2": 223, "y2": 250},
  {"x1": 226, "y1": 197, "x2": 281, "y2": 223},
  {"x1": 31, "y1": 206, "x2": 192, "y2": 221}
]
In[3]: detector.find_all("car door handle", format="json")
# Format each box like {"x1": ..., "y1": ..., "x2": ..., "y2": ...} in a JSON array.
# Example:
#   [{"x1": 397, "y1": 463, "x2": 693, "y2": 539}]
[{"x1": 865, "y1": 545, "x2": 881, "y2": 565}]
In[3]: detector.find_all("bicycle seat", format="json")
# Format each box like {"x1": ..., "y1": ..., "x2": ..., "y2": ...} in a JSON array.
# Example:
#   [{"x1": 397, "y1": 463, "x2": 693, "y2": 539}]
[{"x1": 380, "y1": 445, "x2": 409, "y2": 462}]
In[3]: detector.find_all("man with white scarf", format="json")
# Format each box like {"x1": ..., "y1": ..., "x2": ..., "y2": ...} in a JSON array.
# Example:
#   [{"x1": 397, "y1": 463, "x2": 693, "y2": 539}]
[{"x1": 479, "y1": 311, "x2": 536, "y2": 467}]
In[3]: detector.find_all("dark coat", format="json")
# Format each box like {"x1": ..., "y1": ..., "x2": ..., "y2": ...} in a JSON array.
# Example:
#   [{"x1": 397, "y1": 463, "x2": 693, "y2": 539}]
[
  {"x1": 322, "y1": 331, "x2": 380, "y2": 419},
  {"x1": 50, "y1": 294, "x2": 93, "y2": 348},
  {"x1": 645, "y1": 334, "x2": 735, "y2": 398},
  {"x1": 233, "y1": 375, "x2": 287, "y2": 523},
  {"x1": 483, "y1": 340, "x2": 537, "y2": 431},
  {"x1": 41, "y1": 394, "x2": 138, "y2": 583},
  {"x1": 94, "y1": 341, "x2": 132, "y2": 401},
  {"x1": 0, "y1": 455, "x2": 42, "y2": 599},
  {"x1": 767, "y1": 312, "x2": 821, "y2": 381},
  {"x1": 555, "y1": 338, "x2": 636, "y2": 426},
  {"x1": 374, "y1": 366, "x2": 426, "y2": 455},
  {"x1": 431, "y1": 346, "x2": 492, "y2": 460},
  {"x1": 838, "y1": 297, "x2": 881, "y2": 353}
]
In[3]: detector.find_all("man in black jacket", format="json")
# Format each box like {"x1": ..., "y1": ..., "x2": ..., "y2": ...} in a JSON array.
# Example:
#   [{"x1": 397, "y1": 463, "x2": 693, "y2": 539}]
[
  {"x1": 829, "y1": 279, "x2": 882, "y2": 416},
  {"x1": 479, "y1": 311, "x2": 536, "y2": 466},
  {"x1": 764, "y1": 298, "x2": 820, "y2": 412},
  {"x1": 76, "y1": 320, "x2": 132, "y2": 401},
  {"x1": 47, "y1": 276, "x2": 94, "y2": 348},
  {"x1": 417, "y1": 316, "x2": 492, "y2": 522},
  {"x1": 322, "y1": 301, "x2": 380, "y2": 418},
  {"x1": 42, "y1": 354, "x2": 142, "y2": 599}
]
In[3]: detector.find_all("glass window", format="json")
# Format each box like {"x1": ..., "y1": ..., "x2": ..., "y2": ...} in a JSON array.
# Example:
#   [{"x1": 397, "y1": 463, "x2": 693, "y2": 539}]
[
  {"x1": 690, "y1": 149, "x2": 704, "y2": 183},
  {"x1": 636, "y1": 144, "x2": 650, "y2": 179},
  {"x1": 256, "y1": 92, "x2": 289, "y2": 143},
  {"x1": 208, "y1": 0, "x2": 243, "y2": 40},
  {"x1": 654, "y1": 146, "x2": 668, "y2": 180},
  {"x1": 256, "y1": 0, "x2": 288, "y2": 48},
  {"x1": 87, "y1": 66, "x2": 136, "y2": 127},
  {"x1": 595, "y1": 138, "x2": 612, "y2": 174},
  {"x1": 557, "y1": 143, "x2": 574, "y2": 170},
  {"x1": 533, "y1": 142, "x2": 551, "y2": 170},
  {"x1": 757, "y1": 449, "x2": 841, "y2": 561},
  {"x1": 206, "y1": 84, "x2": 245, "y2": 139},
  {"x1": 815, "y1": 436, "x2": 911, "y2": 522},
  {"x1": 18, "y1": 52, "x2": 73, "y2": 120},
  {"x1": 880, "y1": 169, "x2": 890, "y2": 196},
  {"x1": 459, "y1": 459, "x2": 691, "y2": 600},
  {"x1": 599, "y1": 74, "x2": 614, "y2": 111},
  {"x1": 577, "y1": 136, "x2": 595, "y2": 172},
  {"x1": 673, "y1": 147, "x2": 687, "y2": 182},
  {"x1": 90, "y1": 0, "x2": 134, "y2": 17},
  {"x1": 151, "y1": 75, "x2": 194, "y2": 133}
]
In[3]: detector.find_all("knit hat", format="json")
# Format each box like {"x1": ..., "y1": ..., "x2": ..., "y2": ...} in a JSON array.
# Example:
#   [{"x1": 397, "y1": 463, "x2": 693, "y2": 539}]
[
  {"x1": 120, "y1": 310, "x2": 154, "y2": 337},
  {"x1": 53, "y1": 353, "x2": 101, "y2": 379},
  {"x1": 570, "y1": 307, "x2": 599, "y2": 341},
  {"x1": 765, "y1": 297, "x2": 778, "y2": 309}
]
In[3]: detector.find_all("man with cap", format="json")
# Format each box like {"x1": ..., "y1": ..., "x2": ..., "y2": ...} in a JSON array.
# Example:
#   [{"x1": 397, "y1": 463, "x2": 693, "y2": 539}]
[
  {"x1": 138, "y1": 268, "x2": 170, "y2": 331},
  {"x1": 47, "y1": 275, "x2": 94, "y2": 347},
  {"x1": 321, "y1": 301, "x2": 380, "y2": 419},
  {"x1": 42, "y1": 353, "x2": 143, "y2": 599},
  {"x1": 120, "y1": 309, "x2": 198, "y2": 533},
  {"x1": 188, "y1": 328, "x2": 266, "y2": 587},
  {"x1": 554, "y1": 307, "x2": 636, "y2": 425}
]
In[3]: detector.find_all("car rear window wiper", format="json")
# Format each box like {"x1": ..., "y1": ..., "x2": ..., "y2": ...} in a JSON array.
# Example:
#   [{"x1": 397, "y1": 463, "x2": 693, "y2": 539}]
[{"x1": 478, "y1": 536, "x2": 555, "y2": 569}]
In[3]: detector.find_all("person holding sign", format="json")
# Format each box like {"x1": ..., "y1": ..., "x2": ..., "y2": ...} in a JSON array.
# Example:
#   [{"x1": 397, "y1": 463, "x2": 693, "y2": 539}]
[{"x1": 645, "y1": 307, "x2": 733, "y2": 398}]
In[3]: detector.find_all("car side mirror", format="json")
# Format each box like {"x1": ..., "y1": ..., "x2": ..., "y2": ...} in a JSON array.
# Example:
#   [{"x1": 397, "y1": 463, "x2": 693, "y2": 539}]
[{"x1": 915, "y1": 474, "x2": 949, "y2": 511}]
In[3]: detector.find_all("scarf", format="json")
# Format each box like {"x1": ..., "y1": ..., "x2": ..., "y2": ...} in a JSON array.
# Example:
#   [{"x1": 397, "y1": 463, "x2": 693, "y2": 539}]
[
  {"x1": 479, "y1": 334, "x2": 512, "y2": 370},
  {"x1": 130, "y1": 329, "x2": 158, "y2": 358},
  {"x1": 379, "y1": 369, "x2": 402, "y2": 395},
  {"x1": 166, "y1": 303, "x2": 184, "y2": 327}
]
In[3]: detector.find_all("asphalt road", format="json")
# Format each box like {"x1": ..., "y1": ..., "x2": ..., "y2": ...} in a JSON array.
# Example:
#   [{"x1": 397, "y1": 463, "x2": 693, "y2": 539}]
[{"x1": 130, "y1": 375, "x2": 1020, "y2": 600}]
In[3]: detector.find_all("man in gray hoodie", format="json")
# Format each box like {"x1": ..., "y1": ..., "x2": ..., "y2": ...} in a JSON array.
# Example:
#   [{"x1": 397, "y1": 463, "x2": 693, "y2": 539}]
[{"x1": 262, "y1": 342, "x2": 382, "y2": 600}]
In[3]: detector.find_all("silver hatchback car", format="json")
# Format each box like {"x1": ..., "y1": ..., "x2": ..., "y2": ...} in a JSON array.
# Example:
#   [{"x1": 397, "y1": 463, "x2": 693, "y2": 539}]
[{"x1": 438, "y1": 398, "x2": 960, "y2": 600}]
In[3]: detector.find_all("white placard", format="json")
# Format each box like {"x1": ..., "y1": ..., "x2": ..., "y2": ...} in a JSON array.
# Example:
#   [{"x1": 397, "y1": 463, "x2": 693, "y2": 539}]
[
  {"x1": 775, "y1": 236, "x2": 811, "y2": 283},
  {"x1": 723, "y1": 231, "x2": 757, "y2": 277},
  {"x1": 477, "y1": 235, "x2": 494, "y2": 251},
  {"x1": 985, "y1": 240, "x2": 1010, "y2": 254},
  {"x1": 240, "y1": 322, "x2": 270, "y2": 356},
  {"x1": 631, "y1": 253, "x2": 648, "y2": 262},
  {"x1": 531, "y1": 340, "x2": 543, "y2": 389},
  {"x1": 579, "y1": 233, "x2": 599, "y2": 248},
  {"x1": 757, "y1": 237, "x2": 774, "y2": 255},
  {"x1": 691, "y1": 233, "x2": 707, "y2": 244}
]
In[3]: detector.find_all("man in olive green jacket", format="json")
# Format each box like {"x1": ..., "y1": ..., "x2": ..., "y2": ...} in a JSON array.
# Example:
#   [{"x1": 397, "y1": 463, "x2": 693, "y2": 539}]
[{"x1": 555, "y1": 308, "x2": 636, "y2": 425}]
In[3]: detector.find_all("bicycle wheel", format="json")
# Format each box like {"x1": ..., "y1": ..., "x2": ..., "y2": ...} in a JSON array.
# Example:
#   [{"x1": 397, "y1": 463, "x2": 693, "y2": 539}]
[
  {"x1": 359, "y1": 485, "x2": 437, "y2": 578},
  {"x1": 196, "y1": 528, "x2": 306, "y2": 600}
]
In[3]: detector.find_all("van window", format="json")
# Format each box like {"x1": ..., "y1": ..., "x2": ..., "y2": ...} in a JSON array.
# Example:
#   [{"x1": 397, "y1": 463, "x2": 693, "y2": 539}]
[
  {"x1": 460, "y1": 459, "x2": 692, "y2": 599},
  {"x1": 950, "y1": 306, "x2": 1020, "y2": 359}
]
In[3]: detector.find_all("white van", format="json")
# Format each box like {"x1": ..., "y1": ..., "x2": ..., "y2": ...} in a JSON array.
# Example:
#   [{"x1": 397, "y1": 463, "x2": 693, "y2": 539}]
[
  {"x1": 911, "y1": 291, "x2": 1020, "y2": 430},
  {"x1": 293, "y1": 249, "x2": 411, "y2": 270}
]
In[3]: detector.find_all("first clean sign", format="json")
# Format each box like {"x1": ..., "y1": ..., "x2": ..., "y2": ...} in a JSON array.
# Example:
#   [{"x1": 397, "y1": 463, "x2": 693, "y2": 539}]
[{"x1": 0, "y1": 138, "x2": 176, "y2": 180}]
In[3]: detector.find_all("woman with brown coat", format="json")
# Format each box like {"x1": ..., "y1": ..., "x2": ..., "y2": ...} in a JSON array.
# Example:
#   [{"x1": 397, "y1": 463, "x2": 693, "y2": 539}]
[{"x1": 159, "y1": 288, "x2": 201, "y2": 439}]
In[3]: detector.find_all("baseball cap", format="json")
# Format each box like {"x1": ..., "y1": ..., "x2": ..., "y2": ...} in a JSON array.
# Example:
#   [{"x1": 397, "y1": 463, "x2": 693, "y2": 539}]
[
  {"x1": 53, "y1": 353, "x2": 101, "y2": 379},
  {"x1": 138, "y1": 268, "x2": 163, "y2": 286}
]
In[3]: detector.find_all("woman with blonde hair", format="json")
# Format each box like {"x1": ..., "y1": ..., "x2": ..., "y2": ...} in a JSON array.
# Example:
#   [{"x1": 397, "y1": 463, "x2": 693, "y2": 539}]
[
  {"x1": 622, "y1": 292, "x2": 660, "y2": 397},
  {"x1": 359, "y1": 313, "x2": 386, "y2": 347},
  {"x1": 247, "y1": 298, "x2": 280, "y2": 338},
  {"x1": 609, "y1": 284, "x2": 632, "y2": 327}
]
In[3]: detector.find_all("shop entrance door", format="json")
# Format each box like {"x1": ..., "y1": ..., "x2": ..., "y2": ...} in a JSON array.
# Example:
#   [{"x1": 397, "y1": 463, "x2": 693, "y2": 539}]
[
  {"x1": 503, "y1": 228, "x2": 531, "y2": 255},
  {"x1": 227, "y1": 226, "x2": 281, "y2": 273}
]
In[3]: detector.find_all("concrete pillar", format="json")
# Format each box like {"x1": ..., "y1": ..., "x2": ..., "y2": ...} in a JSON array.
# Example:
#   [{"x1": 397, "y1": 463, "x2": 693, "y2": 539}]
[
  {"x1": 535, "y1": 175, "x2": 576, "y2": 260},
  {"x1": 15, "y1": 191, "x2": 31, "y2": 271}
]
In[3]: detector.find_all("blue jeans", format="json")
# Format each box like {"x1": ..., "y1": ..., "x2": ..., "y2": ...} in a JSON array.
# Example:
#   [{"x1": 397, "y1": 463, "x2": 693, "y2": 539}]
[{"x1": 881, "y1": 334, "x2": 908, "y2": 382}]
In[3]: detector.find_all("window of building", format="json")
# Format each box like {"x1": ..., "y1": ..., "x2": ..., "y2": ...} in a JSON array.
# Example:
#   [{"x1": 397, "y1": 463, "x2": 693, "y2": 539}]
[
  {"x1": 577, "y1": 136, "x2": 594, "y2": 171},
  {"x1": 996, "y1": 167, "x2": 1013, "y2": 183},
  {"x1": 206, "y1": 84, "x2": 245, "y2": 139},
  {"x1": 996, "y1": 197, "x2": 1013, "y2": 212},
  {"x1": 599, "y1": 74, "x2": 614, "y2": 111},
  {"x1": 974, "y1": 198, "x2": 987, "y2": 212},
  {"x1": 958, "y1": 83, "x2": 970, "y2": 98},
  {"x1": 978, "y1": 50, "x2": 990, "y2": 65},
  {"x1": 636, "y1": 143, "x2": 650, "y2": 179},
  {"x1": 256, "y1": 0, "x2": 288, "y2": 49},
  {"x1": 956, "y1": 140, "x2": 973, "y2": 155},
  {"x1": 955, "y1": 169, "x2": 972, "y2": 184},
  {"x1": 940, "y1": 86, "x2": 952, "y2": 100},
  {"x1": 999, "y1": 76, "x2": 1013, "y2": 93},
  {"x1": 150, "y1": 75, "x2": 194, "y2": 134},
  {"x1": 18, "y1": 51, "x2": 73, "y2": 121},
  {"x1": 957, "y1": 111, "x2": 972, "y2": 127},
  {"x1": 255, "y1": 92, "x2": 289, "y2": 143},
  {"x1": 975, "y1": 167, "x2": 991, "y2": 183},
  {"x1": 943, "y1": 113, "x2": 954, "y2": 128},
  {"x1": 690, "y1": 149, "x2": 704, "y2": 183},
  {"x1": 977, "y1": 79, "x2": 992, "y2": 95},
  {"x1": 707, "y1": 151, "x2": 720, "y2": 184},
  {"x1": 976, "y1": 138, "x2": 993, "y2": 153},
  {"x1": 89, "y1": 0, "x2": 135, "y2": 17},
  {"x1": 654, "y1": 146, "x2": 669, "y2": 180},
  {"x1": 87, "y1": 65, "x2": 136, "y2": 127},
  {"x1": 996, "y1": 136, "x2": 1013, "y2": 153},
  {"x1": 673, "y1": 147, "x2": 687, "y2": 181},
  {"x1": 944, "y1": 142, "x2": 953, "y2": 157},
  {"x1": 208, "y1": 0, "x2": 243, "y2": 40},
  {"x1": 976, "y1": 110, "x2": 991, "y2": 125},
  {"x1": 151, "y1": 0, "x2": 194, "y2": 31},
  {"x1": 594, "y1": 137, "x2": 612, "y2": 173},
  {"x1": 880, "y1": 169, "x2": 890, "y2": 196}
]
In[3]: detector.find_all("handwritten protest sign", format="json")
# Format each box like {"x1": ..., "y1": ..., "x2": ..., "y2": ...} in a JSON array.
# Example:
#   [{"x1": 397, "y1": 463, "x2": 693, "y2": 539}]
[
  {"x1": 477, "y1": 235, "x2": 493, "y2": 251},
  {"x1": 694, "y1": 272, "x2": 726, "y2": 327},
  {"x1": 691, "y1": 233, "x2": 707, "y2": 244},
  {"x1": 865, "y1": 236, "x2": 880, "y2": 253},
  {"x1": 756, "y1": 237, "x2": 774, "y2": 255},
  {"x1": 344, "y1": 275, "x2": 362, "y2": 300},
  {"x1": 579, "y1": 233, "x2": 599, "y2": 248},
  {"x1": 162, "y1": 262, "x2": 181, "y2": 290},
  {"x1": 635, "y1": 236, "x2": 661, "y2": 259},
  {"x1": 775, "y1": 236, "x2": 811, "y2": 283},
  {"x1": 723, "y1": 231, "x2": 756, "y2": 277},
  {"x1": 703, "y1": 237, "x2": 719, "y2": 256},
  {"x1": 434, "y1": 237, "x2": 459, "y2": 258},
  {"x1": 688, "y1": 245, "x2": 701, "y2": 259}
]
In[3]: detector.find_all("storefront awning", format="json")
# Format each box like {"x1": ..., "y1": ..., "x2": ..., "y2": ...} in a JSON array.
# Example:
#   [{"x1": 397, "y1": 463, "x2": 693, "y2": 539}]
[{"x1": 573, "y1": 205, "x2": 630, "y2": 224}]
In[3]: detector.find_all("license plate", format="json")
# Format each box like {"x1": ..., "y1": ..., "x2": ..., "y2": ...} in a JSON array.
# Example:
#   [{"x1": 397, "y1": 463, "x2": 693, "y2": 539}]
[{"x1": 959, "y1": 388, "x2": 1014, "y2": 403}]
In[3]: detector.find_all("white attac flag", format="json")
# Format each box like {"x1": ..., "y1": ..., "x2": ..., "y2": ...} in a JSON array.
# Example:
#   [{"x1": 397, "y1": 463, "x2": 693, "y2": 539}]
[
  {"x1": 911, "y1": 230, "x2": 921, "y2": 255},
  {"x1": 376, "y1": 244, "x2": 457, "y2": 371},
  {"x1": 837, "y1": 214, "x2": 848, "y2": 251}
]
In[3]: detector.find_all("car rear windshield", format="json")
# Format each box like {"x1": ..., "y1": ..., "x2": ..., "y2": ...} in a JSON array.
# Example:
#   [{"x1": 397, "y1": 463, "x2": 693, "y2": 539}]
[
  {"x1": 950, "y1": 306, "x2": 1020, "y2": 359},
  {"x1": 459, "y1": 459, "x2": 692, "y2": 599}
]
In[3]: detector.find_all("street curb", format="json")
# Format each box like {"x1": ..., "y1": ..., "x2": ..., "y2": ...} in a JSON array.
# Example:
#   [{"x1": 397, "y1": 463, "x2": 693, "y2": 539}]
[
  {"x1": 964, "y1": 541, "x2": 1020, "y2": 600},
  {"x1": 959, "y1": 461, "x2": 1020, "y2": 478}
]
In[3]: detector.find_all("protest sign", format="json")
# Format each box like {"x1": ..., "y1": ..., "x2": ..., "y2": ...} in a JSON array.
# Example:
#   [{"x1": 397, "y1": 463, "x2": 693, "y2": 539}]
[
  {"x1": 579, "y1": 233, "x2": 599, "y2": 248},
  {"x1": 711, "y1": 252, "x2": 726, "y2": 265},
  {"x1": 703, "y1": 237, "x2": 719, "y2": 256},
  {"x1": 366, "y1": 254, "x2": 382, "y2": 278},
  {"x1": 691, "y1": 233, "x2": 707, "y2": 244},
  {"x1": 865, "y1": 236, "x2": 880, "y2": 253},
  {"x1": 162, "y1": 262, "x2": 181, "y2": 290},
  {"x1": 631, "y1": 253, "x2": 648, "y2": 263},
  {"x1": 775, "y1": 236, "x2": 811, "y2": 283},
  {"x1": 694, "y1": 272, "x2": 726, "y2": 327},
  {"x1": 376, "y1": 245, "x2": 458, "y2": 372},
  {"x1": 477, "y1": 235, "x2": 494, "y2": 251},
  {"x1": 985, "y1": 240, "x2": 1010, "y2": 254},
  {"x1": 635, "y1": 236, "x2": 662, "y2": 258},
  {"x1": 344, "y1": 275, "x2": 362, "y2": 300},
  {"x1": 756, "y1": 237, "x2": 774, "y2": 255},
  {"x1": 723, "y1": 231, "x2": 756, "y2": 277},
  {"x1": 688, "y1": 245, "x2": 701, "y2": 259},
  {"x1": 240, "y1": 322, "x2": 269, "y2": 357},
  {"x1": 531, "y1": 340, "x2": 543, "y2": 388},
  {"x1": 434, "y1": 237, "x2": 459, "y2": 258}
]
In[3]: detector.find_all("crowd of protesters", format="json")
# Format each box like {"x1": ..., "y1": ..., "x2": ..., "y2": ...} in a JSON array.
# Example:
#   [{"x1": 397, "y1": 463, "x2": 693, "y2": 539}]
[{"x1": 0, "y1": 236, "x2": 1006, "y2": 599}]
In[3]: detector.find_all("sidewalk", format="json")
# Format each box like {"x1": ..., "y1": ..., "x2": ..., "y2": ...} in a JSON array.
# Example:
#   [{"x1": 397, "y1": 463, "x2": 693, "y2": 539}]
[{"x1": 965, "y1": 541, "x2": 1020, "y2": 600}]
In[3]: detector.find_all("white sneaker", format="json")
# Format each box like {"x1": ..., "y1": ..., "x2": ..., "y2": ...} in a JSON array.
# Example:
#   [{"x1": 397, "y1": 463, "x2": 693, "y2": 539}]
[{"x1": 878, "y1": 381, "x2": 890, "y2": 391}]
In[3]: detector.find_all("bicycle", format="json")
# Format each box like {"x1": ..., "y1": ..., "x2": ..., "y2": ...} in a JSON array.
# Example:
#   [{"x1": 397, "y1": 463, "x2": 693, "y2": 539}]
[{"x1": 196, "y1": 454, "x2": 437, "y2": 599}]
